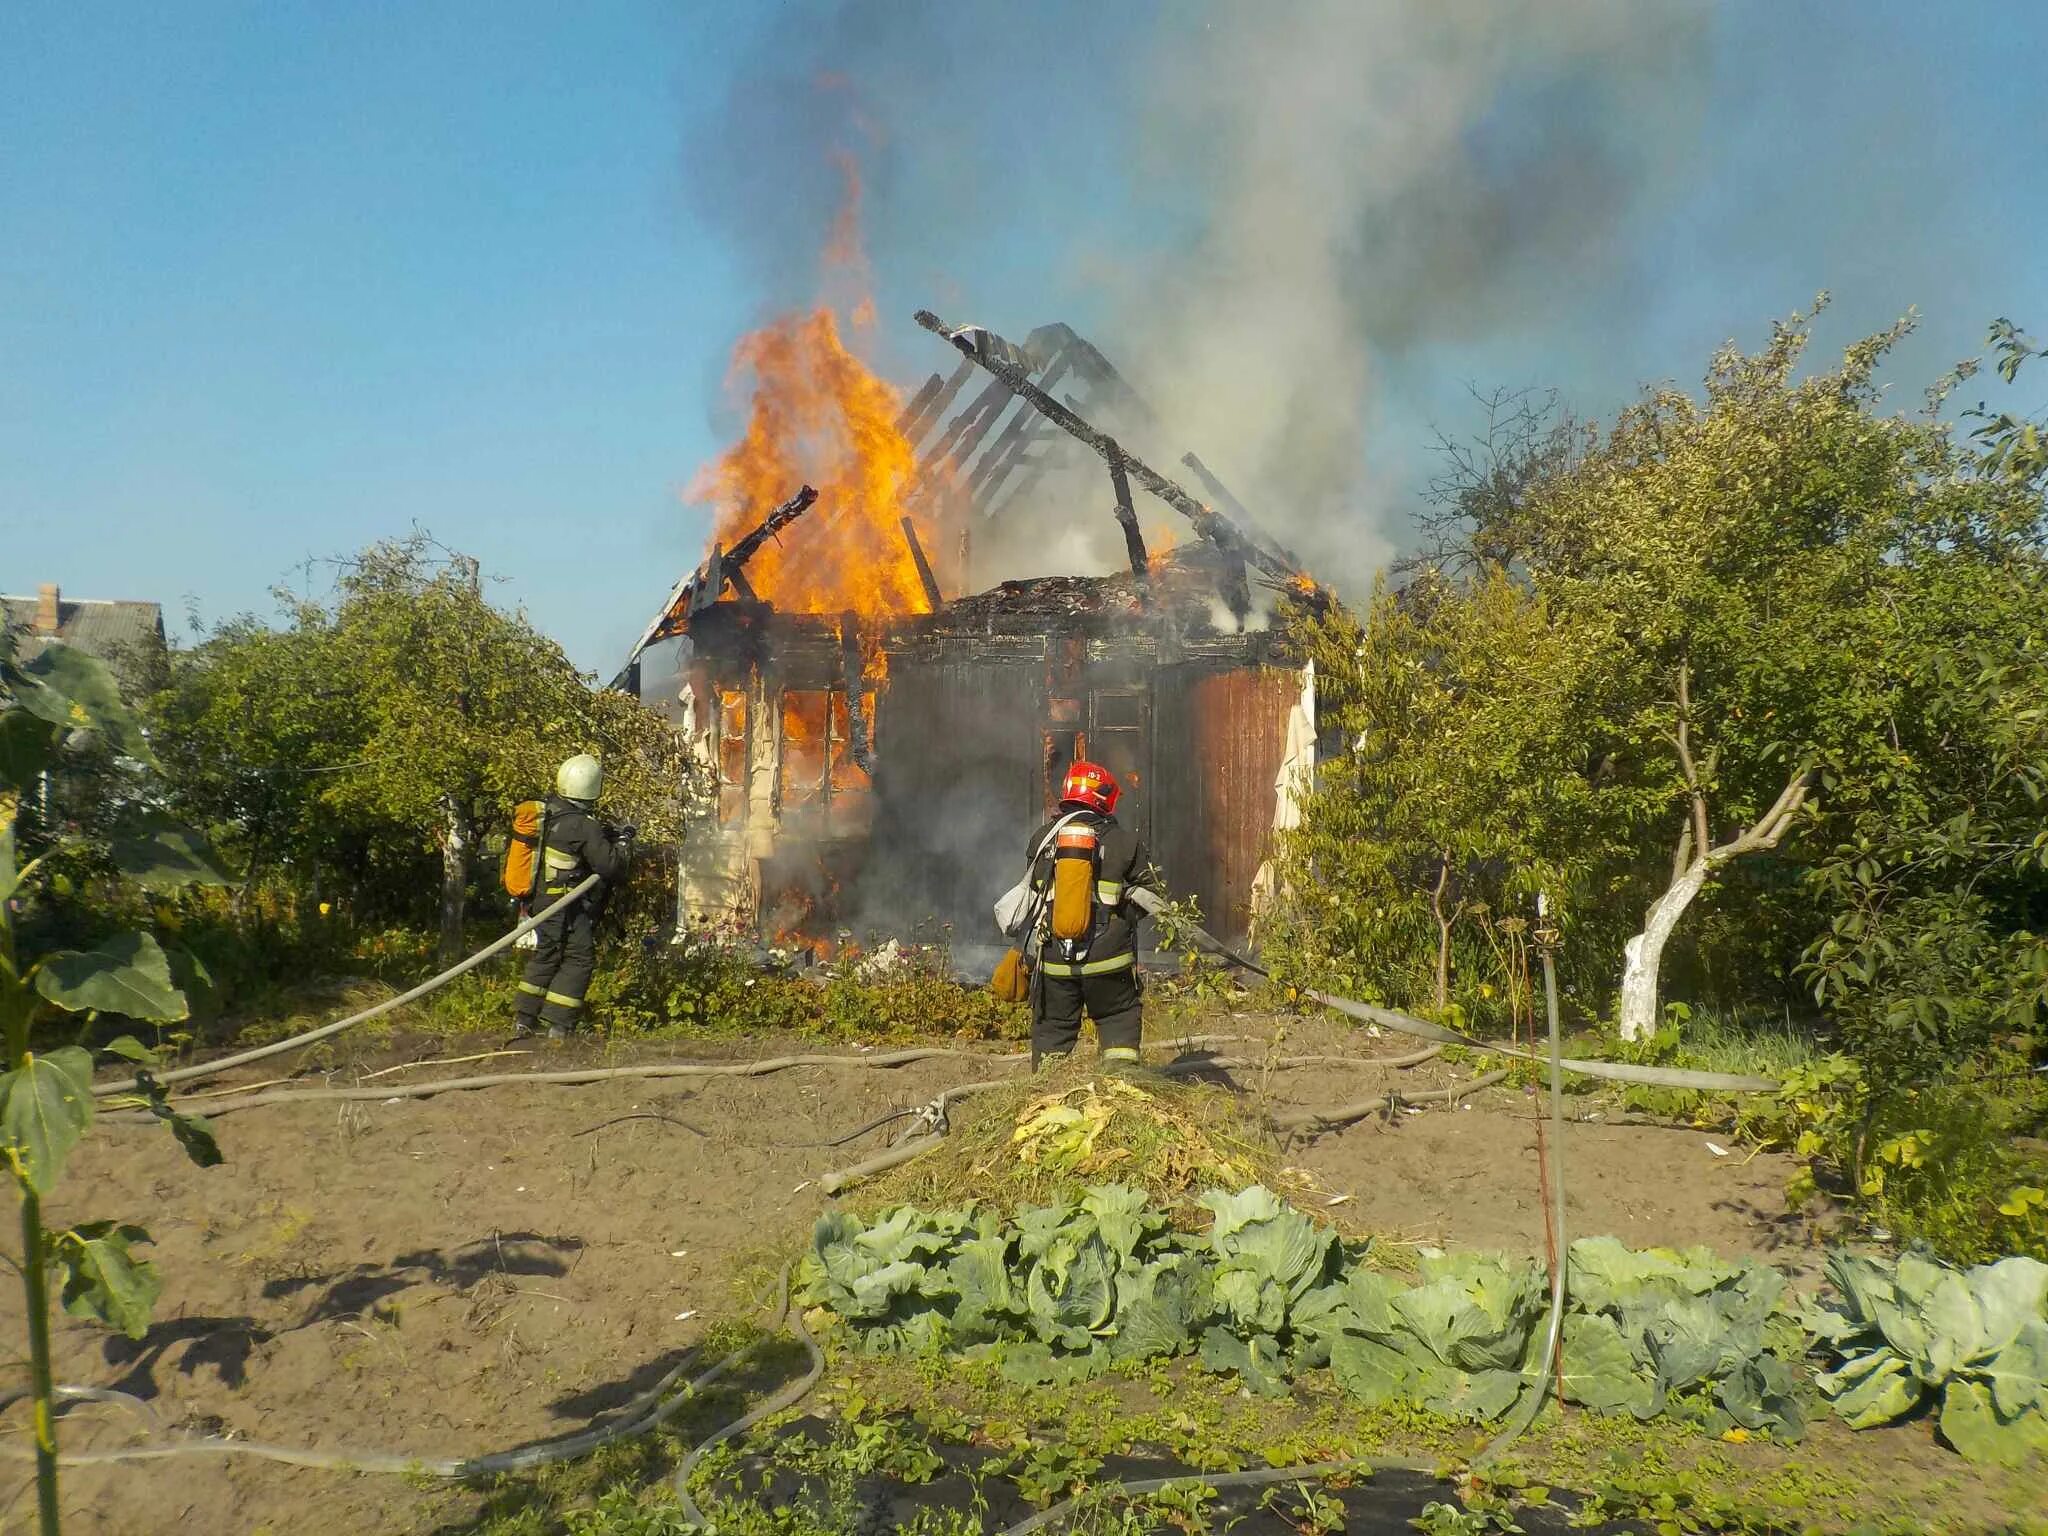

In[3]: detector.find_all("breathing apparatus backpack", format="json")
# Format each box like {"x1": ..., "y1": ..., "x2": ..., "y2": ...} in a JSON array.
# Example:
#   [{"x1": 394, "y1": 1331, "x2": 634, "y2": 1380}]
[
  {"x1": 502, "y1": 800, "x2": 546, "y2": 903},
  {"x1": 1048, "y1": 820, "x2": 1103, "y2": 943}
]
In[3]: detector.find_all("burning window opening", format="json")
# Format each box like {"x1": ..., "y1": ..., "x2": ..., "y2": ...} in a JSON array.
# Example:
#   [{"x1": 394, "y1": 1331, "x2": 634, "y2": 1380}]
[
  {"x1": 645, "y1": 307, "x2": 1329, "y2": 961},
  {"x1": 780, "y1": 687, "x2": 875, "y2": 824},
  {"x1": 716, "y1": 688, "x2": 747, "y2": 827}
]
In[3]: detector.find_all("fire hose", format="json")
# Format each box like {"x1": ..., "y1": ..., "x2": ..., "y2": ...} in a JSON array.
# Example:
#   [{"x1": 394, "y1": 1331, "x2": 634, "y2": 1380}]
[
  {"x1": 1124, "y1": 887, "x2": 1779, "y2": 1095},
  {"x1": 91, "y1": 874, "x2": 605, "y2": 1099},
  {"x1": 0, "y1": 1264, "x2": 808, "y2": 1484}
]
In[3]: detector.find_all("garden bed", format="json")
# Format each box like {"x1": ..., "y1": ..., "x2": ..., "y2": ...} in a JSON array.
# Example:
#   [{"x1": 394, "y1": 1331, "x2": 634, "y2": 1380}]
[{"x1": 11, "y1": 1017, "x2": 2035, "y2": 1534}]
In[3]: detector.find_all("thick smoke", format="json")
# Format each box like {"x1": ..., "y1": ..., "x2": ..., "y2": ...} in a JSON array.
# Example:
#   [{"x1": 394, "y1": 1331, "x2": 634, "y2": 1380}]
[
  {"x1": 688, "y1": 0, "x2": 1710, "y2": 589},
  {"x1": 1119, "y1": 1, "x2": 1709, "y2": 576}
]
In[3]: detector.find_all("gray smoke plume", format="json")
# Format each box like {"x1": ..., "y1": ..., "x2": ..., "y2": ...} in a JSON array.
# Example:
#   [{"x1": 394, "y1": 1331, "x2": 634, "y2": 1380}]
[
  {"x1": 1118, "y1": 1, "x2": 1709, "y2": 576},
  {"x1": 686, "y1": 0, "x2": 1711, "y2": 588}
]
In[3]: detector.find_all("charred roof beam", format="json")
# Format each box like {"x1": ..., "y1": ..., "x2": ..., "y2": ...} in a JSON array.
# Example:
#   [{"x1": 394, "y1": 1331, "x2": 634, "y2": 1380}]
[
  {"x1": 916, "y1": 310, "x2": 1302, "y2": 588},
  {"x1": 1180, "y1": 452, "x2": 1303, "y2": 573},
  {"x1": 1108, "y1": 452, "x2": 1151, "y2": 602},
  {"x1": 968, "y1": 348, "x2": 1071, "y2": 498},
  {"x1": 704, "y1": 484, "x2": 820, "y2": 602},
  {"x1": 898, "y1": 357, "x2": 975, "y2": 444},
  {"x1": 899, "y1": 517, "x2": 944, "y2": 612},
  {"x1": 611, "y1": 483, "x2": 819, "y2": 687}
]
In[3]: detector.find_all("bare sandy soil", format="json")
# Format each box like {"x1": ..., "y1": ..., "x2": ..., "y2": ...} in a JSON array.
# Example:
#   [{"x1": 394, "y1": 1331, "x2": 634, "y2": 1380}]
[{"x1": 0, "y1": 1015, "x2": 1825, "y2": 1536}]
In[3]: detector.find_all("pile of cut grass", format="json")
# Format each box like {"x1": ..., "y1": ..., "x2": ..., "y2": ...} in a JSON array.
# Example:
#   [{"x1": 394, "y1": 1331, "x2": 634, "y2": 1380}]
[{"x1": 857, "y1": 1056, "x2": 1333, "y2": 1225}]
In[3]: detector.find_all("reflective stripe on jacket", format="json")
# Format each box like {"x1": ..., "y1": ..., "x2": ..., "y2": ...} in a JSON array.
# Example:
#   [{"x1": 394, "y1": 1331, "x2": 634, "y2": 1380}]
[{"x1": 537, "y1": 795, "x2": 630, "y2": 897}]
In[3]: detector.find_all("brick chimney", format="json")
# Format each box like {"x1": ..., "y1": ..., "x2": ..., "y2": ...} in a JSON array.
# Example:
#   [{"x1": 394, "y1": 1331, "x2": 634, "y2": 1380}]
[{"x1": 34, "y1": 583, "x2": 60, "y2": 636}]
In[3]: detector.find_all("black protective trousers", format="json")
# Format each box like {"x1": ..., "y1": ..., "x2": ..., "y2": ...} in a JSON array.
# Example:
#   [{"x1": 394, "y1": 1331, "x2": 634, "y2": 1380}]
[
  {"x1": 513, "y1": 905, "x2": 597, "y2": 1032},
  {"x1": 1032, "y1": 965, "x2": 1143, "y2": 1063}
]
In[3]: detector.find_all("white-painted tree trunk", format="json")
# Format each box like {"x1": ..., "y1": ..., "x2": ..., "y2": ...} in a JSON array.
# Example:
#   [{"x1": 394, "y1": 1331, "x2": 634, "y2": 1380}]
[
  {"x1": 1617, "y1": 856, "x2": 1711, "y2": 1041},
  {"x1": 438, "y1": 797, "x2": 470, "y2": 965}
]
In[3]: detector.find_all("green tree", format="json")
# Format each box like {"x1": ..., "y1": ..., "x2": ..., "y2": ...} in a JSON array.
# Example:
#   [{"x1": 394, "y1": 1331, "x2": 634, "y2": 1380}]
[
  {"x1": 1460, "y1": 301, "x2": 2044, "y2": 1035},
  {"x1": 151, "y1": 538, "x2": 697, "y2": 959},
  {"x1": 1796, "y1": 322, "x2": 2048, "y2": 1093},
  {"x1": 149, "y1": 604, "x2": 379, "y2": 908},
  {"x1": 1286, "y1": 300, "x2": 2048, "y2": 1056},
  {"x1": 1276, "y1": 566, "x2": 1628, "y2": 1019}
]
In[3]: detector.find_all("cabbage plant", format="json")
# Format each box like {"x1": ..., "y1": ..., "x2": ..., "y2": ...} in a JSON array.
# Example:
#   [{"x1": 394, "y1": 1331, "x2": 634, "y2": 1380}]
[
  {"x1": 1809, "y1": 1250, "x2": 2048, "y2": 1464},
  {"x1": 801, "y1": 1187, "x2": 1812, "y2": 1438}
]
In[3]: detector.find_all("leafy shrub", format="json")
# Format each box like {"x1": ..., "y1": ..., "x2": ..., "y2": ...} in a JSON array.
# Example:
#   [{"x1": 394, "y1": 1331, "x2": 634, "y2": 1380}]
[
  {"x1": 1777, "y1": 1056, "x2": 2048, "y2": 1264},
  {"x1": 815, "y1": 955, "x2": 1024, "y2": 1042},
  {"x1": 1807, "y1": 1249, "x2": 2048, "y2": 1464},
  {"x1": 588, "y1": 934, "x2": 819, "y2": 1037},
  {"x1": 589, "y1": 931, "x2": 1026, "y2": 1042}
]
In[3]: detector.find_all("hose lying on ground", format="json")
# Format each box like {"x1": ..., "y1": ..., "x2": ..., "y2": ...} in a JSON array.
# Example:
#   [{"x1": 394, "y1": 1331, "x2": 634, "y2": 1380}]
[
  {"x1": 817, "y1": 1131, "x2": 950, "y2": 1195},
  {"x1": 92, "y1": 875, "x2": 605, "y2": 1099},
  {"x1": 102, "y1": 1035, "x2": 1422, "y2": 1124},
  {"x1": 104, "y1": 1047, "x2": 1015, "y2": 1121},
  {"x1": 0, "y1": 1266, "x2": 807, "y2": 1482},
  {"x1": 1129, "y1": 889, "x2": 1778, "y2": 1094},
  {"x1": 673, "y1": 1270, "x2": 826, "y2": 1526},
  {"x1": 1475, "y1": 929, "x2": 1571, "y2": 1466}
]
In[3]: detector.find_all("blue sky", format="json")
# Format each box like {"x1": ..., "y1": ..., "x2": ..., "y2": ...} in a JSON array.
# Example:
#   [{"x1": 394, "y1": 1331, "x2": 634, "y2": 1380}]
[{"x1": 4, "y1": 2, "x2": 2046, "y2": 674}]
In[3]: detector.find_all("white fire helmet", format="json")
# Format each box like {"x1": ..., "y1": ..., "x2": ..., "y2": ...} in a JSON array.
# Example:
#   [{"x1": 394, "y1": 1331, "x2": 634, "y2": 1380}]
[{"x1": 555, "y1": 753, "x2": 602, "y2": 805}]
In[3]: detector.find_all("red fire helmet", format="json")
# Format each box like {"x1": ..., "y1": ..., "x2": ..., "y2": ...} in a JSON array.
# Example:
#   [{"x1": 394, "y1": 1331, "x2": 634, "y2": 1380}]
[{"x1": 1059, "y1": 759, "x2": 1121, "y2": 816}]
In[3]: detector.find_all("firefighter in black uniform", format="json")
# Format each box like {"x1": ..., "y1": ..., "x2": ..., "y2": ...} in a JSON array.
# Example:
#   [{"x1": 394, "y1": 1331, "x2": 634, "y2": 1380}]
[
  {"x1": 512, "y1": 754, "x2": 632, "y2": 1040},
  {"x1": 1025, "y1": 760, "x2": 1161, "y2": 1067}
]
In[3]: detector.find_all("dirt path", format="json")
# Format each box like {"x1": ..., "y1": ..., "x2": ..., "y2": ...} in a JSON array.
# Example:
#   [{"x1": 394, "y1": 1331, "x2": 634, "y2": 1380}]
[{"x1": 0, "y1": 1019, "x2": 1816, "y2": 1535}]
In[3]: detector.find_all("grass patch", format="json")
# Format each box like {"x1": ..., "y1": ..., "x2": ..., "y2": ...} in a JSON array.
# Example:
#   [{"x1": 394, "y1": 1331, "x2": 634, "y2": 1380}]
[
  {"x1": 1599, "y1": 1005, "x2": 1823, "y2": 1132},
  {"x1": 1669, "y1": 1007, "x2": 1821, "y2": 1080}
]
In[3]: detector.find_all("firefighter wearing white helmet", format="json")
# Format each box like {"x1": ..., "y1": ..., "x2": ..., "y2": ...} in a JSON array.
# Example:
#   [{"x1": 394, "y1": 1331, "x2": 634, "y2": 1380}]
[{"x1": 511, "y1": 754, "x2": 634, "y2": 1039}]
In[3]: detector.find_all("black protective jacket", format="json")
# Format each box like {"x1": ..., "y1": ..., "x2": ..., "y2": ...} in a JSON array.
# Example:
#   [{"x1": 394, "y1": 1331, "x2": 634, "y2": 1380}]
[
  {"x1": 538, "y1": 795, "x2": 630, "y2": 909},
  {"x1": 1025, "y1": 809, "x2": 1160, "y2": 965}
]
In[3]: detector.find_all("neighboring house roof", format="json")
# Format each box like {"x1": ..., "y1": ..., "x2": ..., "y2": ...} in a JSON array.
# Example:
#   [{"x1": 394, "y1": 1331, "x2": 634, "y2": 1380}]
[{"x1": 2, "y1": 585, "x2": 165, "y2": 691}]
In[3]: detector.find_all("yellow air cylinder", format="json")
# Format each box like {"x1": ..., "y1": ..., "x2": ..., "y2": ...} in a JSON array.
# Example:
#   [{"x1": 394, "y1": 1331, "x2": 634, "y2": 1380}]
[
  {"x1": 502, "y1": 800, "x2": 544, "y2": 899},
  {"x1": 1049, "y1": 825, "x2": 1098, "y2": 941}
]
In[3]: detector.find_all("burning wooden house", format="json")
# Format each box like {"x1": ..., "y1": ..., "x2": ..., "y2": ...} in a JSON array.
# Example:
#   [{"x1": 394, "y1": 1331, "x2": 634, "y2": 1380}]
[{"x1": 620, "y1": 312, "x2": 1321, "y2": 954}]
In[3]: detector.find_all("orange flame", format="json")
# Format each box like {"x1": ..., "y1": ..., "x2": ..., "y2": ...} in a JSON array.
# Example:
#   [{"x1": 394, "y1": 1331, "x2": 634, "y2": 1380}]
[
  {"x1": 687, "y1": 155, "x2": 934, "y2": 620},
  {"x1": 1145, "y1": 519, "x2": 1179, "y2": 577}
]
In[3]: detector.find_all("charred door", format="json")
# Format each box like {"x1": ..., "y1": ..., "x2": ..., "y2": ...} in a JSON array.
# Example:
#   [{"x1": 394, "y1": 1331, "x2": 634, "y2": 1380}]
[
  {"x1": 859, "y1": 646, "x2": 1045, "y2": 941},
  {"x1": 1087, "y1": 685, "x2": 1150, "y2": 850}
]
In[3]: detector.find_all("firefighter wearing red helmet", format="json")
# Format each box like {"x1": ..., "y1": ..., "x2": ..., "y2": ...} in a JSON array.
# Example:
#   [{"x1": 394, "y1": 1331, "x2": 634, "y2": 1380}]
[{"x1": 1022, "y1": 759, "x2": 1162, "y2": 1067}]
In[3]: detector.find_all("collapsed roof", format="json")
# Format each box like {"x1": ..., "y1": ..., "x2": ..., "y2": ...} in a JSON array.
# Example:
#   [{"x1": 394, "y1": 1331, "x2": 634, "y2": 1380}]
[{"x1": 616, "y1": 313, "x2": 1321, "y2": 686}]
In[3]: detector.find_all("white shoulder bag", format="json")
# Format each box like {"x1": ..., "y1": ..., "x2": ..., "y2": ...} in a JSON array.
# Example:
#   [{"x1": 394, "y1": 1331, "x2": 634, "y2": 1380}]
[{"x1": 992, "y1": 812, "x2": 1084, "y2": 939}]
